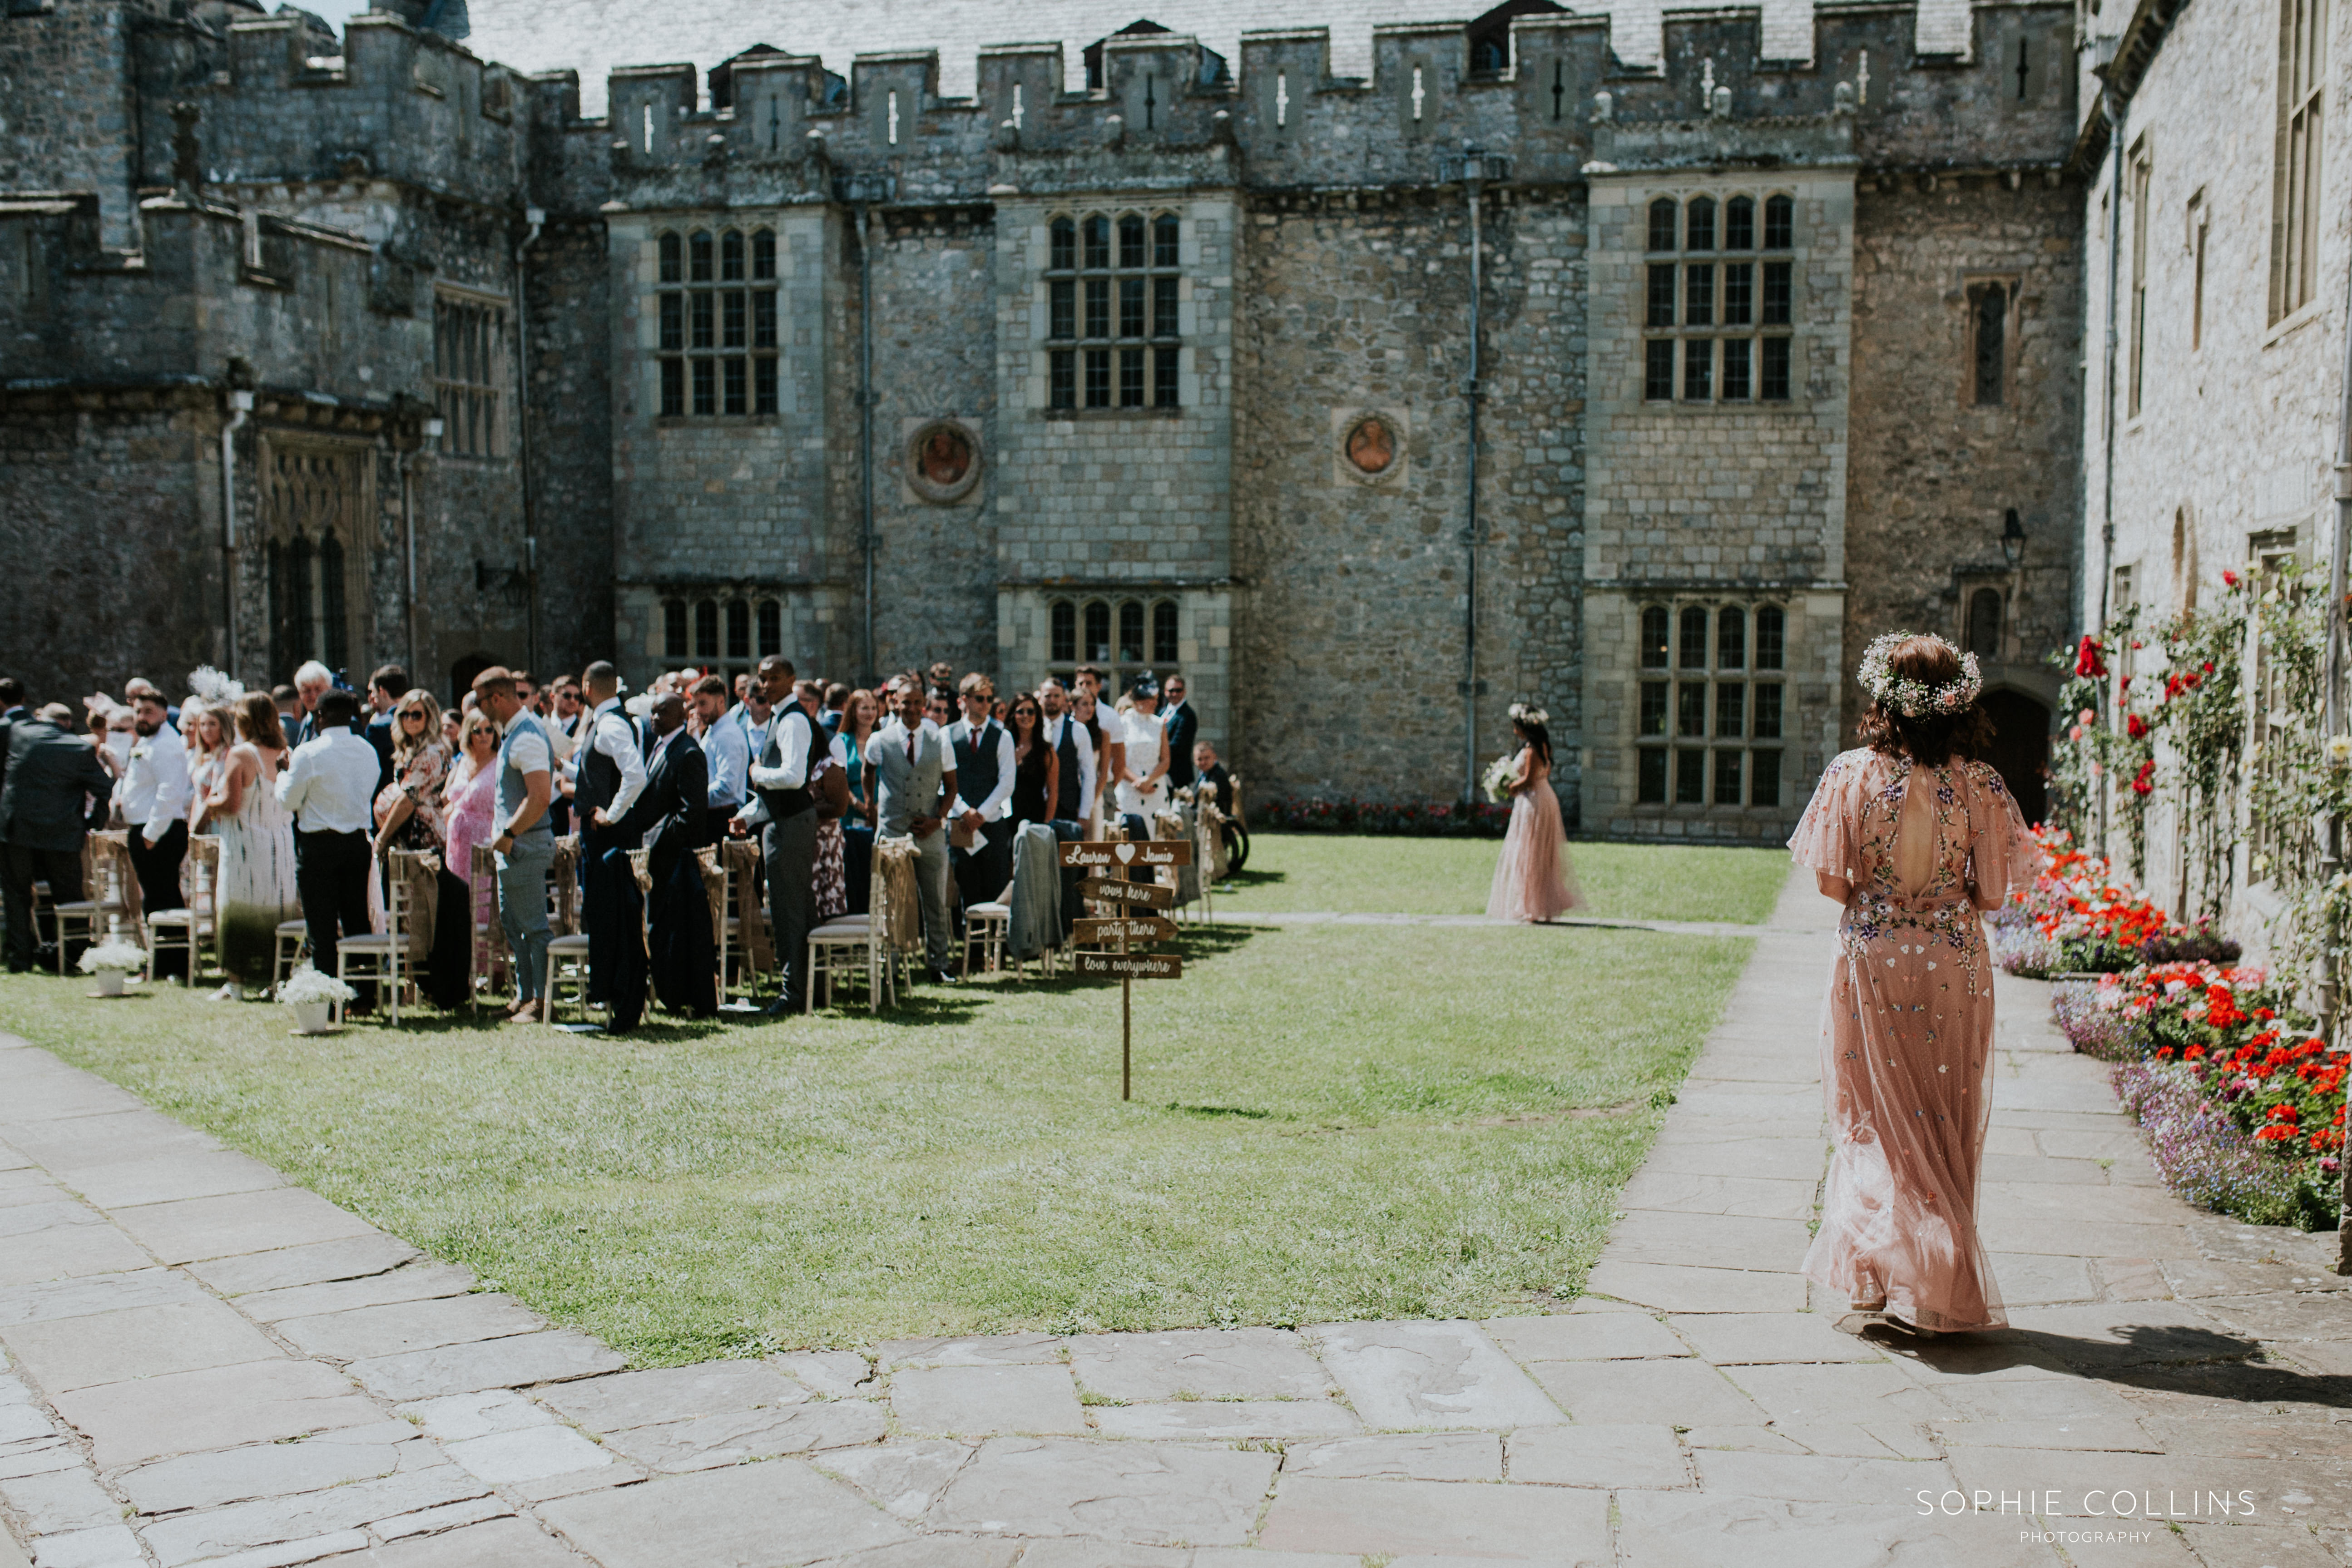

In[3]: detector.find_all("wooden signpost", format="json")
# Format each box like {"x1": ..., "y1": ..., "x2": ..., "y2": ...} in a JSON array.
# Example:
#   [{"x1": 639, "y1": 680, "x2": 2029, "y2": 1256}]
[{"x1": 1060, "y1": 840, "x2": 1192, "y2": 1099}]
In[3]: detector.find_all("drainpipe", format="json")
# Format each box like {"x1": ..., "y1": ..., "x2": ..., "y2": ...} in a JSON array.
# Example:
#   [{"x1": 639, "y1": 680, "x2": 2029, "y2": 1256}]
[
  {"x1": 2095, "y1": 86, "x2": 2126, "y2": 855},
  {"x1": 1454, "y1": 144, "x2": 1494, "y2": 804},
  {"x1": 860, "y1": 201, "x2": 876, "y2": 685},
  {"x1": 2327, "y1": 190, "x2": 2352, "y2": 1267},
  {"x1": 219, "y1": 389, "x2": 253, "y2": 679},
  {"x1": 514, "y1": 206, "x2": 545, "y2": 674}
]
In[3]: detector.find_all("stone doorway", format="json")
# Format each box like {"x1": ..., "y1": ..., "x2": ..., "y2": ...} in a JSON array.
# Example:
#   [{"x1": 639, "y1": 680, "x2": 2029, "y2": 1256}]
[{"x1": 1981, "y1": 688, "x2": 2051, "y2": 827}]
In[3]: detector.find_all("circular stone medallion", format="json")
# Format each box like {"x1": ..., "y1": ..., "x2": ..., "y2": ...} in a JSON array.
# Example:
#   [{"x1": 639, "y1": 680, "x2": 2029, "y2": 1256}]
[
  {"x1": 1343, "y1": 413, "x2": 1398, "y2": 478},
  {"x1": 906, "y1": 420, "x2": 982, "y2": 503}
]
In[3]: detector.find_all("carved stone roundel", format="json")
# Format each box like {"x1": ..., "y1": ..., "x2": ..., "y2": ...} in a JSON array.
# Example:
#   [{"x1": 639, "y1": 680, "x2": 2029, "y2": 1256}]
[
  {"x1": 1343, "y1": 413, "x2": 1397, "y2": 478},
  {"x1": 907, "y1": 420, "x2": 982, "y2": 504}
]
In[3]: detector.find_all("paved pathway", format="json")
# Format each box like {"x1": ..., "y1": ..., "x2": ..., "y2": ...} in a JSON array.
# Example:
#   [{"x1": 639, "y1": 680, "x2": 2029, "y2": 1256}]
[{"x1": 1, "y1": 870, "x2": 2347, "y2": 1568}]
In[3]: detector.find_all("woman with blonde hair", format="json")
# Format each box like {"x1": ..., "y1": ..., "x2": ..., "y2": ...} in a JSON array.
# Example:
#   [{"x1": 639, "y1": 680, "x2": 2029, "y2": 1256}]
[
  {"x1": 1790, "y1": 632, "x2": 2033, "y2": 1337},
  {"x1": 371, "y1": 689, "x2": 451, "y2": 858},
  {"x1": 202, "y1": 692, "x2": 298, "y2": 995}
]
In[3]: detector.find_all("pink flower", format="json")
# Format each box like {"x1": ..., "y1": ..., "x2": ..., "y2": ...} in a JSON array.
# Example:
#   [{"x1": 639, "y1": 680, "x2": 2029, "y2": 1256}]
[
  {"x1": 2068, "y1": 725, "x2": 2084, "y2": 742},
  {"x1": 2078, "y1": 709, "x2": 2095, "y2": 725}
]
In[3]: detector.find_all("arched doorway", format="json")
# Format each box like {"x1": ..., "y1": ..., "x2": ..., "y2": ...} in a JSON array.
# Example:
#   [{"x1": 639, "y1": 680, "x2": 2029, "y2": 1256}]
[
  {"x1": 1981, "y1": 688, "x2": 2052, "y2": 826},
  {"x1": 450, "y1": 652, "x2": 498, "y2": 709}
]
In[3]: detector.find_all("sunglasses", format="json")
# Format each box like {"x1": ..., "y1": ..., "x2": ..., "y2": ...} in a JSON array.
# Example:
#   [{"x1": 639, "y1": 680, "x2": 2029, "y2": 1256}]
[{"x1": 399, "y1": 710, "x2": 427, "y2": 722}]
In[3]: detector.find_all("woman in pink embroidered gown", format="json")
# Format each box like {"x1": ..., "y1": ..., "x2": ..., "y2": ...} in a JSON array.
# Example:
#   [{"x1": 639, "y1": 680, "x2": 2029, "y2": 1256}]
[
  {"x1": 1486, "y1": 705, "x2": 1582, "y2": 923},
  {"x1": 1789, "y1": 633, "x2": 2034, "y2": 1336},
  {"x1": 441, "y1": 712, "x2": 502, "y2": 937}
]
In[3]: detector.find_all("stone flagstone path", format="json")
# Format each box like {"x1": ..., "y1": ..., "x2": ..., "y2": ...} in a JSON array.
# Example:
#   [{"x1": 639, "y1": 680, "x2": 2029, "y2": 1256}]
[{"x1": 1, "y1": 869, "x2": 2348, "y2": 1567}]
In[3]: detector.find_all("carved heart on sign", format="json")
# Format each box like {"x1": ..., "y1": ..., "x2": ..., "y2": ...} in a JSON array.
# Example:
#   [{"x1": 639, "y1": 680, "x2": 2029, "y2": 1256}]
[{"x1": 1115, "y1": 843, "x2": 1135, "y2": 864}]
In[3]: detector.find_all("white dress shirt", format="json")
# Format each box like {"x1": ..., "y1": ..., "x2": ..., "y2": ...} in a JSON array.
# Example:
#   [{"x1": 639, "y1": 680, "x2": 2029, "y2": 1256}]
[
  {"x1": 585, "y1": 698, "x2": 649, "y2": 819},
  {"x1": 1114, "y1": 708, "x2": 1168, "y2": 816},
  {"x1": 117, "y1": 724, "x2": 193, "y2": 842},
  {"x1": 946, "y1": 716, "x2": 1018, "y2": 822},
  {"x1": 702, "y1": 706, "x2": 750, "y2": 809},
  {"x1": 276, "y1": 727, "x2": 382, "y2": 835},
  {"x1": 1045, "y1": 713, "x2": 1096, "y2": 817},
  {"x1": 749, "y1": 706, "x2": 817, "y2": 792}
]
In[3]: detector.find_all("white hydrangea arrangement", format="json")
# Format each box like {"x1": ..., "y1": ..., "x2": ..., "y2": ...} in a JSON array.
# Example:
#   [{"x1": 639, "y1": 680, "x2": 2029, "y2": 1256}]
[
  {"x1": 277, "y1": 965, "x2": 356, "y2": 1005},
  {"x1": 1481, "y1": 754, "x2": 1519, "y2": 803},
  {"x1": 76, "y1": 940, "x2": 146, "y2": 974}
]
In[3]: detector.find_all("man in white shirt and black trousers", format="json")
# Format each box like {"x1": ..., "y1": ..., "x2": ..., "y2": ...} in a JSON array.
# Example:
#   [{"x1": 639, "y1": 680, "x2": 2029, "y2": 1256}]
[
  {"x1": 574, "y1": 662, "x2": 649, "y2": 1019},
  {"x1": 112, "y1": 689, "x2": 193, "y2": 974},
  {"x1": 738, "y1": 654, "x2": 827, "y2": 1016},
  {"x1": 276, "y1": 689, "x2": 383, "y2": 1006},
  {"x1": 946, "y1": 673, "x2": 1016, "y2": 934},
  {"x1": 1037, "y1": 678, "x2": 1094, "y2": 940}
]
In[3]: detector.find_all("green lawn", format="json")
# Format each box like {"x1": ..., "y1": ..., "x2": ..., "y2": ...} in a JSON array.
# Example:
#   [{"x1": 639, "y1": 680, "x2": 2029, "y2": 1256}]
[
  {"x1": 1219, "y1": 833, "x2": 1790, "y2": 924},
  {"x1": 2, "y1": 847, "x2": 1763, "y2": 1362}
]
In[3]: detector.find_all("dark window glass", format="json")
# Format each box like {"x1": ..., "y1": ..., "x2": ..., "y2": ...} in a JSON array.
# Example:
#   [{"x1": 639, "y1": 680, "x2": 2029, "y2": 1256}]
[
  {"x1": 725, "y1": 599, "x2": 750, "y2": 659},
  {"x1": 1050, "y1": 602, "x2": 1077, "y2": 663},
  {"x1": 1725, "y1": 196, "x2": 1754, "y2": 249},
  {"x1": 1049, "y1": 349, "x2": 1076, "y2": 410},
  {"x1": 1050, "y1": 218, "x2": 1076, "y2": 271},
  {"x1": 1640, "y1": 606, "x2": 1670, "y2": 668},
  {"x1": 690, "y1": 291, "x2": 714, "y2": 349},
  {"x1": 1119, "y1": 347, "x2": 1145, "y2": 407},
  {"x1": 1683, "y1": 337, "x2": 1712, "y2": 401},
  {"x1": 1118, "y1": 600, "x2": 1144, "y2": 663},
  {"x1": 1119, "y1": 278, "x2": 1145, "y2": 338},
  {"x1": 1713, "y1": 749, "x2": 1743, "y2": 805},
  {"x1": 691, "y1": 356, "x2": 715, "y2": 415},
  {"x1": 1647, "y1": 264, "x2": 1677, "y2": 327},
  {"x1": 1762, "y1": 261, "x2": 1792, "y2": 325},
  {"x1": 723, "y1": 356, "x2": 746, "y2": 415},
  {"x1": 1974, "y1": 283, "x2": 2007, "y2": 406},
  {"x1": 1153, "y1": 275, "x2": 1178, "y2": 337},
  {"x1": 1755, "y1": 606, "x2": 1785, "y2": 668},
  {"x1": 1677, "y1": 681, "x2": 1706, "y2": 737},
  {"x1": 753, "y1": 291, "x2": 777, "y2": 349},
  {"x1": 753, "y1": 356, "x2": 777, "y2": 414},
  {"x1": 1722, "y1": 337, "x2": 1751, "y2": 400},
  {"x1": 1639, "y1": 680, "x2": 1669, "y2": 736},
  {"x1": 1119, "y1": 214, "x2": 1146, "y2": 268},
  {"x1": 1154, "y1": 346, "x2": 1179, "y2": 408},
  {"x1": 1083, "y1": 215, "x2": 1111, "y2": 269},
  {"x1": 693, "y1": 599, "x2": 718, "y2": 658},
  {"x1": 1686, "y1": 197, "x2": 1716, "y2": 251},
  {"x1": 1647, "y1": 197, "x2": 1678, "y2": 252},
  {"x1": 1153, "y1": 214, "x2": 1179, "y2": 266},
  {"x1": 1717, "y1": 606, "x2": 1745, "y2": 668},
  {"x1": 722, "y1": 290, "x2": 745, "y2": 348},
  {"x1": 1724, "y1": 263, "x2": 1753, "y2": 325},
  {"x1": 1676, "y1": 748, "x2": 1706, "y2": 803},
  {"x1": 1084, "y1": 279, "x2": 1110, "y2": 338},
  {"x1": 658, "y1": 232, "x2": 682, "y2": 283},
  {"x1": 1639, "y1": 747, "x2": 1668, "y2": 804},
  {"x1": 1714, "y1": 681, "x2": 1743, "y2": 737},
  {"x1": 751, "y1": 228, "x2": 775, "y2": 279},
  {"x1": 1152, "y1": 601, "x2": 1178, "y2": 664},
  {"x1": 662, "y1": 599, "x2": 687, "y2": 657},
  {"x1": 688, "y1": 231, "x2": 713, "y2": 282},
  {"x1": 757, "y1": 599, "x2": 781, "y2": 655},
  {"x1": 1685, "y1": 264, "x2": 1714, "y2": 326},
  {"x1": 1764, "y1": 193, "x2": 1793, "y2": 248},
  {"x1": 1084, "y1": 348, "x2": 1111, "y2": 407},
  {"x1": 659, "y1": 357, "x2": 684, "y2": 416},
  {"x1": 1050, "y1": 280, "x2": 1075, "y2": 340},
  {"x1": 1751, "y1": 748, "x2": 1783, "y2": 806},
  {"x1": 659, "y1": 293, "x2": 683, "y2": 351},
  {"x1": 1679, "y1": 606, "x2": 1708, "y2": 667},
  {"x1": 1644, "y1": 340, "x2": 1675, "y2": 401},
  {"x1": 720, "y1": 230, "x2": 744, "y2": 281},
  {"x1": 1753, "y1": 683, "x2": 1783, "y2": 738},
  {"x1": 1761, "y1": 336, "x2": 1792, "y2": 400},
  {"x1": 1084, "y1": 601, "x2": 1110, "y2": 660},
  {"x1": 1967, "y1": 587, "x2": 2003, "y2": 656}
]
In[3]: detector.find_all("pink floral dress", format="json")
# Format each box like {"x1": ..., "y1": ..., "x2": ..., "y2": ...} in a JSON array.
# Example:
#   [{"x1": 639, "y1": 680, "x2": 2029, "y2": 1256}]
[{"x1": 1788, "y1": 748, "x2": 2034, "y2": 1332}]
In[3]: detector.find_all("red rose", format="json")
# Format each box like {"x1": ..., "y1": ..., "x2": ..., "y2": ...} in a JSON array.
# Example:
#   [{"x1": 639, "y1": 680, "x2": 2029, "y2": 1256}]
[
  {"x1": 2126, "y1": 713, "x2": 2149, "y2": 739},
  {"x1": 2074, "y1": 636, "x2": 2108, "y2": 678}
]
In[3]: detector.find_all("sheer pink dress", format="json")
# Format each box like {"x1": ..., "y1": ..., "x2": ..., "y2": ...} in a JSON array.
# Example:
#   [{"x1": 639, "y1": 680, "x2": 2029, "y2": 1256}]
[
  {"x1": 1486, "y1": 750, "x2": 1583, "y2": 923},
  {"x1": 1789, "y1": 748, "x2": 2034, "y2": 1331}
]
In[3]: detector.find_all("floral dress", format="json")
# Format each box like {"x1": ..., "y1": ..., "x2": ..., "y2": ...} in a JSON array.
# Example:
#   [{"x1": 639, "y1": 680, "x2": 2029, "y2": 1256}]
[
  {"x1": 1788, "y1": 748, "x2": 2034, "y2": 1332},
  {"x1": 376, "y1": 741, "x2": 451, "y2": 854}
]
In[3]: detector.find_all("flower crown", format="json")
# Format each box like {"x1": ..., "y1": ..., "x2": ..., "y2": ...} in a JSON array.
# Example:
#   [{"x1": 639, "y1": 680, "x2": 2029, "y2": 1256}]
[
  {"x1": 1509, "y1": 702, "x2": 1550, "y2": 727},
  {"x1": 1858, "y1": 632, "x2": 1981, "y2": 717}
]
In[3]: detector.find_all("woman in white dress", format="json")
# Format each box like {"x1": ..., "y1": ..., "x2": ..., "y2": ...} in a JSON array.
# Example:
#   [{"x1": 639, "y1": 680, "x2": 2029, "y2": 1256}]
[
  {"x1": 202, "y1": 692, "x2": 300, "y2": 996},
  {"x1": 1113, "y1": 676, "x2": 1170, "y2": 826}
]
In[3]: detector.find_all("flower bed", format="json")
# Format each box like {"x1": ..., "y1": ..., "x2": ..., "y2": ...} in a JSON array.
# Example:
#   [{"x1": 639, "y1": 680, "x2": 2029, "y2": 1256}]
[{"x1": 1254, "y1": 796, "x2": 1514, "y2": 838}]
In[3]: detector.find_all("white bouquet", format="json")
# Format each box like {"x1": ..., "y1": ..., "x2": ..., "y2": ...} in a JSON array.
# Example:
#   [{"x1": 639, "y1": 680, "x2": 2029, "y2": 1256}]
[
  {"x1": 76, "y1": 940, "x2": 145, "y2": 974},
  {"x1": 277, "y1": 965, "x2": 357, "y2": 1005},
  {"x1": 1480, "y1": 753, "x2": 1518, "y2": 804}
]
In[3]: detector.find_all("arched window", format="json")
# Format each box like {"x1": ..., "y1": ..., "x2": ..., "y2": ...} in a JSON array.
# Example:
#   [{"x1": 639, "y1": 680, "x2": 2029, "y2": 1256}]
[
  {"x1": 688, "y1": 230, "x2": 713, "y2": 283},
  {"x1": 662, "y1": 599, "x2": 688, "y2": 658},
  {"x1": 756, "y1": 599, "x2": 781, "y2": 656},
  {"x1": 1717, "y1": 605, "x2": 1745, "y2": 668},
  {"x1": 1647, "y1": 198, "x2": 1678, "y2": 252},
  {"x1": 1153, "y1": 214, "x2": 1179, "y2": 267},
  {"x1": 725, "y1": 599, "x2": 750, "y2": 660},
  {"x1": 1050, "y1": 218, "x2": 1076, "y2": 272},
  {"x1": 1082, "y1": 215, "x2": 1111, "y2": 270},
  {"x1": 1966, "y1": 588, "x2": 2003, "y2": 658},
  {"x1": 658, "y1": 232, "x2": 682, "y2": 284},
  {"x1": 1763, "y1": 194, "x2": 1794, "y2": 249},
  {"x1": 1725, "y1": 196, "x2": 1755, "y2": 250},
  {"x1": 751, "y1": 228, "x2": 775, "y2": 280},
  {"x1": 720, "y1": 229, "x2": 744, "y2": 282},
  {"x1": 1640, "y1": 605, "x2": 1670, "y2": 668},
  {"x1": 1050, "y1": 600, "x2": 1077, "y2": 663},
  {"x1": 693, "y1": 599, "x2": 719, "y2": 660},
  {"x1": 1678, "y1": 606, "x2": 1708, "y2": 668},
  {"x1": 1119, "y1": 213, "x2": 1146, "y2": 269},
  {"x1": 1152, "y1": 600, "x2": 1179, "y2": 665},
  {"x1": 1084, "y1": 601, "x2": 1111, "y2": 662},
  {"x1": 1685, "y1": 196, "x2": 1716, "y2": 252},
  {"x1": 1118, "y1": 600, "x2": 1144, "y2": 664},
  {"x1": 1754, "y1": 605, "x2": 1785, "y2": 668}
]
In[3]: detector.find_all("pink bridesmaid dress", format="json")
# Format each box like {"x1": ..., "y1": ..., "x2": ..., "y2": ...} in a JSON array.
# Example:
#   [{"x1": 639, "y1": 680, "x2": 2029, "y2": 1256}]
[{"x1": 1486, "y1": 750, "x2": 1582, "y2": 923}]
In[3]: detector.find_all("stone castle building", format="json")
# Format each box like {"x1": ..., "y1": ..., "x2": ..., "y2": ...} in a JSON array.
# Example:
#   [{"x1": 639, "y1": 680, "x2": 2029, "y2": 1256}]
[{"x1": 1, "y1": 0, "x2": 2090, "y2": 838}]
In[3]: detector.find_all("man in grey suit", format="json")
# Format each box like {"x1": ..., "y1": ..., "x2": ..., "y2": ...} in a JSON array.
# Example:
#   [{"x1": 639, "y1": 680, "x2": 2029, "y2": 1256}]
[
  {"x1": 738, "y1": 655, "x2": 828, "y2": 1014},
  {"x1": 0, "y1": 703, "x2": 115, "y2": 971},
  {"x1": 863, "y1": 674, "x2": 960, "y2": 983}
]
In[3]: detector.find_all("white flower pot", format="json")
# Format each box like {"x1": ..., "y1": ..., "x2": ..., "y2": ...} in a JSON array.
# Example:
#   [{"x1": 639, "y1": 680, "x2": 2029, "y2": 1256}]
[
  {"x1": 91, "y1": 969, "x2": 126, "y2": 997},
  {"x1": 289, "y1": 1000, "x2": 334, "y2": 1035}
]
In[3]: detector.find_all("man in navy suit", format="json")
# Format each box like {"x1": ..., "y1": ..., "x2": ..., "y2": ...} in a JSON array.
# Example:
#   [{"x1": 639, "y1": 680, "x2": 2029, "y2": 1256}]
[{"x1": 1161, "y1": 673, "x2": 1198, "y2": 790}]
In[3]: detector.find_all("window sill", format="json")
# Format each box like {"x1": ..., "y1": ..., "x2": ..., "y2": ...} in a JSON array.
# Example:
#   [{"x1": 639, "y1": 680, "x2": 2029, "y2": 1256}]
[
  {"x1": 1036, "y1": 407, "x2": 1184, "y2": 420},
  {"x1": 653, "y1": 415, "x2": 783, "y2": 428},
  {"x1": 2262, "y1": 299, "x2": 2327, "y2": 348}
]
